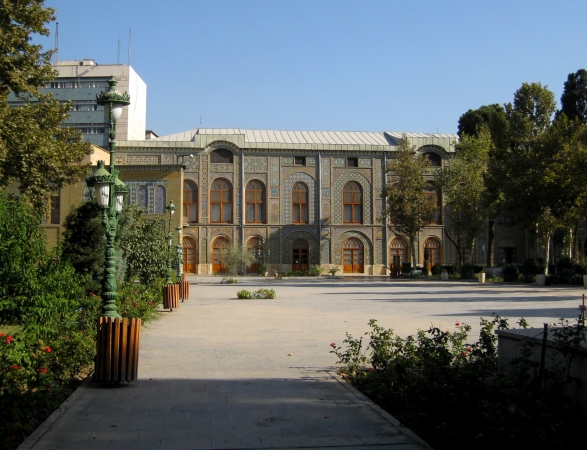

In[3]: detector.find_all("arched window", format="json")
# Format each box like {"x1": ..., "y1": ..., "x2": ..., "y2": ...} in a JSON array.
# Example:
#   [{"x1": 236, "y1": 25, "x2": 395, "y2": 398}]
[
  {"x1": 212, "y1": 236, "x2": 230, "y2": 274},
  {"x1": 343, "y1": 238, "x2": 364, "y2": 273},
  {"x1": 423, "y1": 237, "x2": 441, "y2": 266},
  {"x1": 246, "y1": 237, "x2": 263, "y2": 273},
  {"x1": 154, "y1": 185, "x2": 166, "y2": 214},
  {"x1": 292, "y1": 238, "x2": 309, "y2": 272},
  {"x1": 210, "y1": 178, "x2": 232, "y2": 223},
  {"x1": 425, "y1": 182, "x2": 442, "y2": 224},
  {"x1": 137, "y1": 185, "x2": 148, "y2": 209},
  {"x1": 183, "y1": 181, "x2": 198, "y2": 223},
  {"x1": 246, "y1": 180, "x2": 265, "y2": 223},
  {"x1": 210, "y1": 149, "x2": 233, "y2": 163},
  {"x1": 390, "y1": 237, "x2": 408, "y2": 275},
  {"x1": 497, "y1": 238, "x2": 517, "y2": 265},
  {"x1": 343, "y1": 181, "x2": 362, "y2": 224},
  {"x1": 424, "y1": 152, "x2": 442, "y2": 167},
  {"x1": 292, "y1": 182, "x2": 309, "y2": 224},
  {"x1": 183, "y1": 236, "x2": 197, "y2": 273}
]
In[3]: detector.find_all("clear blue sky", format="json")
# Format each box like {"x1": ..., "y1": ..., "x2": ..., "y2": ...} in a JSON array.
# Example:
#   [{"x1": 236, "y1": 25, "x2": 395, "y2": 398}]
[{"x1": 39, "y1": 0, "x2": 587, "y2": 137}]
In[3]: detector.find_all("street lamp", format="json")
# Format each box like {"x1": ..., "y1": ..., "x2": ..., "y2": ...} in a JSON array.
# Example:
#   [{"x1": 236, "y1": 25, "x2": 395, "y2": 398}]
[
  {"x1": 86, "y1": 76, "x2": 130, "y2": 318},
  {"x1": 165, "y1": 200, "x2": 176, "y2": 284}
]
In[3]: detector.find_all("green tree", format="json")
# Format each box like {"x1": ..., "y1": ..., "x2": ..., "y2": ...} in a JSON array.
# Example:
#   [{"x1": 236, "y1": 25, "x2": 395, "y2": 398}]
[
  {"x1": 220, "y1": 241, "x2": 256, "y2": 276},
  {"x1": 383, "y1": 136, "x2": 436, "y2": 268},
  {"x1": 117, "y1": 204, "x2": 168, "y2": 284},
  {"x1": 556, "y1": 69, "x2": 587, "y2": 124},
  {"x1": 0, "y1": 0, "x2": 91, "y2": 211},
  {"x1": 438, "y1": 126, "x2": 491, "y2": 266}
]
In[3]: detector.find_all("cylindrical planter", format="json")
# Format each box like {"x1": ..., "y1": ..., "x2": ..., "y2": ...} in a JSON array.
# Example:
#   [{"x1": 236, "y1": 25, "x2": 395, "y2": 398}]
[
  {"x1": 441, "y1": 272, "x2": 449, "y2": 281},
  {"x1": 478, "y1": 273, "x2": 486, "y2": 283},
  {"x1": 163, "y1": 283, "x2": 180, "y2": 310},
  {"x1": 536, "y1": 274, "x2": 546, "y2": 286},
  {"x1": 179, "y1": 280, "x2": 190, "y2": 302},
  {"x1": 94, "y1": 317, "x2": 141, "y2": 382}
]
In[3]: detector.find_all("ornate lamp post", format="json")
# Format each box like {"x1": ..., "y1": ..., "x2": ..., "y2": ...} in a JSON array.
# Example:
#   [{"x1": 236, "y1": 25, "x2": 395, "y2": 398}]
[
  {"x1": 165, "y1": 200, "x2": 176, "y2": 284},
  {"x1": 86, "y1": 76, "x2": 130, "y2": 318}
]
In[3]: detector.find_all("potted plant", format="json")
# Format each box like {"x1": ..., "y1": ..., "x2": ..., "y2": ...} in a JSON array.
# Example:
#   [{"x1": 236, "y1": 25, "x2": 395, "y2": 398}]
[
  {"x1": 478, "y1": 268, "x2": 486, "y2": 283},
  {"x1": 441, "y1": 269, "x2": 449, "y2": 281},
  {"x1": 259, "y1": 263, "x2": 268, "y2": 277},
  {"x1": 312, "y1": 265, "x2": 325, "y2": 276},
  {"x1": 329, "y1": 266, "x2": 340, "y2": 276}
]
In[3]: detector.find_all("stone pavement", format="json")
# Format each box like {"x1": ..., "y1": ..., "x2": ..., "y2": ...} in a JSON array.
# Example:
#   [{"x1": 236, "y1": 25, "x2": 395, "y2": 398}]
[{"x1": 20, "y1": 279, "x2": 584, "y2": 450}]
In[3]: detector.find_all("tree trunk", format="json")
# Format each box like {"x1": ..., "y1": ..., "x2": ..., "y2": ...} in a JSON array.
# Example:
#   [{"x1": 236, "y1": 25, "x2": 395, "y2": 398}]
[
  {"x1": 410, "y1": 236, "x2": 417, "y2": 269},
  {"x1": 488, "y1": 218, "x2": 495, "y2": 267},
  {"x1": 544, "y1": 233, "x2": 551, "y2": 275}
]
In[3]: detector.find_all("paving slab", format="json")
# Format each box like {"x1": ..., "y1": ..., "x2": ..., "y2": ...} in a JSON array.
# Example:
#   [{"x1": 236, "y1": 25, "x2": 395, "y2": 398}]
[{"x1": 20, "y1": 279, "x2": 584, "y2": 450}]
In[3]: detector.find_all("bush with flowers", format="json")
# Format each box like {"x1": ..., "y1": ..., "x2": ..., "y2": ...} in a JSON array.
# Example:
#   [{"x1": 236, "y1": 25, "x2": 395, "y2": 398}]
[{"x1": 330, "y1": 315, "x2": 585, "y2": 449}]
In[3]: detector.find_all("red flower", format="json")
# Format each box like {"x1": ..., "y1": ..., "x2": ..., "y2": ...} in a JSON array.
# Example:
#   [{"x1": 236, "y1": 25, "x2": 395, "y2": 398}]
[
  {"x1": 12, "y1": 365, "x2": 19, "y2": 370},
  {"x1": 134, "y1": 303, "x2": 139, "y2": 307},
  {"x1": 455, "y1": 322, "x2": 461, "y2": 326},
  {"x1": 461, "y1": 351, "x2": 467, "y2": 356},
  {"x1": 467, "y1": 347, "x2": 473, "y2": 352},
  {"x1": 149, "y1": 302, "x2": 153, "y2": 306},
  {"x1": 6, "y1": 336, "x2": 13, "y2": 344},
  {"x1": 329, "y1": 342, "x2": 336, "y2": 348},
  {"x1": 45, "y1": 347, "x2": 52, "y2": 353},
  {"x1": 0, "y1": 332, "x2": 5, "y2": 337},
  {"x1": 367, "y1": 367, "x2": 374, "y2": 372},
  {"x1": 39, "y1": 368, "x2": 47, "y2": 374}
]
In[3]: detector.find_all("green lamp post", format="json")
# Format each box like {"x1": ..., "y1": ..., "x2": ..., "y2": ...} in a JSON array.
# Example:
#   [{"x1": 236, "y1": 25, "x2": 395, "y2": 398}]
[
  {"x1": 86, "y1": 76, "x2": 130, "y2": 318},
  {"x1": 165, "y1": 200, "x2": 176, "y2": 284}
]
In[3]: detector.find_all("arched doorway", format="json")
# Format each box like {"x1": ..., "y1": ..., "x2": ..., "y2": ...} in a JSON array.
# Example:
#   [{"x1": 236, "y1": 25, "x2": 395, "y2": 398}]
[
  {"x1": 183, "y1": 236, "x2": 197, "y2": 274},
  {"x1": 390, "y1": 237, "x2": 408, "y2": 276},
  {"x1": 246, "y1": 237, "x2": 263, "y2": 274},
  {"x1": 423, "y1": 237, "x2": 441, "y2": 266},
  {"x1": 343, "y1": 237, "x2": 364, "y2": 273},
  {"x1": 497, "y1": 238, "x2": 517, "y2": 265},
  {"x1": 292, "y1": 238, "x2": 309, "y2": 272},
  {"x1": 212, "y1": 236, "x2": 230, "y2": 274}
]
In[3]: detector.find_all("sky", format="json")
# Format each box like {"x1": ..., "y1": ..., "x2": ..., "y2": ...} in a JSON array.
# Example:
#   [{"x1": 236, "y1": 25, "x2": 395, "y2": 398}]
[{"x1": 37, "y1": 0, "x2": 587, "y2": 137}]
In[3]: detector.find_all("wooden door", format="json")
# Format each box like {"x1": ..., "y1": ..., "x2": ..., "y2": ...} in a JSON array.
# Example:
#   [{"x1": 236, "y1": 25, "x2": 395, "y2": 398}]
[
  {"x1": 423, "y1": 238, "x2": 441, "y2": 266},
  {"x1": 291, "y1": 238, "x2": 309, "y2": 272},
  {"x1": 247, "y1": 237, "x2": 261, "y2": 274},
  {"x1": 183, "y1": 237, "x2": 197, "y2": 273},
  {"x1": 390, "y1": 237, "x2": 408, "y2": 276},
  {"x1": 343, "y1": 238, "x2": 364, "y2": 273},
  {"x1": 212, "y1": 237, "x2": 229, "y2": 274}
]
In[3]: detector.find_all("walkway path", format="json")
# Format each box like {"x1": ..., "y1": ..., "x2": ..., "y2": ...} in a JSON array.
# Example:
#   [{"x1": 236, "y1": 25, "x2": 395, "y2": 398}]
[{"x1": 21, "y1": 279, "x2": 584, "y2": 450}]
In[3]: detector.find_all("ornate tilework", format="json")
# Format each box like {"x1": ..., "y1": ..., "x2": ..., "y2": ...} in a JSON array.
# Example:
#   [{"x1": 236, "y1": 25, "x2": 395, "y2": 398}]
[
  {"x1": 126, "y1": 181, "x2": 167, "y2": 215},
  {"x1": 114, "y1": 155, "x2": 125, "y2": 165},
  {"x1": 322, "y1": 228, "x2": 331, "y2": 238},
  {"x1": 162, "y1": 154, "x2": 174, "y2": 164},
  {"x1": 359, "y1": 158, "x2": 372, "y2": 168},
  {"x1": 245, "y1": 228, "x2": 266, "y2": 238},
  {"x1": 270, "y1": 202, "x2": 279, "y2": 224},
  {"x1": 210, "y1": 227, "x2": 233, "y2": 237},
  {"x1": 183, "y1": 156, "x2": 199, "y2": 172},
  {"x1": 200, "y1": 238, "x2": 207, "y2": 263},
  {"x1": 321, "y1": 239, "x2": 331, "y2": 264},
  {"x1": 270, "y1": 188, "x2": 279, "y2": 198},
  {"x1": 245, "y1": 174, "x2": 267, "y2": 185},
  {"x1": 374, "y1": 157, "x2": 383, "y2": 196},
  {"x1": 333, "y1": 231, "x2": 373, "y2": 265},
  {"x1": 375, "y1": 239, "x2": 384, "y2": 264},
  {"x1": 245, "y1": 156, "x2": 268, "y2": 173},
  {"x1": 333, "y1": 158, "x2": 345, "y2": 167},
  {"x1": 127, "y1": 155, "x2": 160, "y2": 164},
  {"x1": 375, "y1": 199, "x2": 383, "y2": 222},
  {"x1": 201, "y1": 155, "x2": 208, "y2": 189},
  {"x1": 322, "y1": 189, "x2": 330, "y2": 198},
  {"x1": 282, "y1": 157, "x2": 294, "y2": 166},
  {"x1": 236, "y1": 193, "x2": 241, "y2": 221},
  {"x1": 211, "y1": 172, "x2": 233, "y2": 183},
  {"x1": 198, "y1": 264, "x2": 209, "y2": 275},
  {"x1": 321, "y1": 158, "x2": 331, "y2": 188},
  {"x1": 376, "y1": 228, "x2": 383, "y2": 239},
  {"x1": 332, "y1": 172, "x2": 372, "y2": 224},
  {"x1": 333, "y1": 168, "x2": 372, "y2": 180},
  {"x1": 283, "y1": 166, "x2": 316, "y2": 180},
  {"x1": 307, "y1": 156, "x2": 316, "y2": 166},
  {"x1": 269, "y1": 228, "x2": 280, "y2": 263},
  {"x1": 283, "y1": 230, "x2": 319, "y2": 265},
  {"x1": 202, "y1": 227, "x2": 207, "y2": 238},
  {"x1": 270, "y1": 157, "x2": 280, "y2": 187},
  {"x1": 322, "y1": 202, "x2": 330, "y2": 222},
  {"x1": 210, "y1": 163, "x2": 233, "y2": 172},
  {"x1": 282, "y1": 172, "x2": 318, "y2": 225}
]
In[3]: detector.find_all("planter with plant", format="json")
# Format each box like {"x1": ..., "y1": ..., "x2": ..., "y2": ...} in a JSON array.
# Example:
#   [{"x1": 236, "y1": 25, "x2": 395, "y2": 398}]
[{"x1": 329, "y1": 266, "x2": 340, "y2": 276}]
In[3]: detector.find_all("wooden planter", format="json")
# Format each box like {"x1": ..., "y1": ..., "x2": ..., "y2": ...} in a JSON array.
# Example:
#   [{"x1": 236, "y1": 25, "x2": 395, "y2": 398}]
[
  {"x1": 95, "y1": 317, "x2": 141, "y2": 382},
  {"x1": 163, "y1": 283, "x2": 180, "y2": 310},
  {"x1": 179, "y1": 280, "x2": 190, "y2": 302}
]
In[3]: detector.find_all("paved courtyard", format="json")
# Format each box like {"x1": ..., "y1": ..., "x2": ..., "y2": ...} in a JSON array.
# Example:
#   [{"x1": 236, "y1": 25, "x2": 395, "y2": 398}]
[{"x1": 22, "y1": 279, "x2": 585, "y2": 450}]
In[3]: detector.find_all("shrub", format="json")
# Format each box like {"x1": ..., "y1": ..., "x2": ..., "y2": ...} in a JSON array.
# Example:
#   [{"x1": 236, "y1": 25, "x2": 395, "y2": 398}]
[
  {"x1": 472, "y1": 264, "x2": 484, "y2": 274},
  {"x1": 253, "y1": 289, "x2": 276, "y2": 299},
  {"x1": 116, "y1": 279, "x2": 163, "y2": 322},
  {"x1": 459, "y1": 263, "x2": 475, "y2": 279},
  {"x1": 556, "y1": 256, "x2": 573, "y2": 272},
  {"x1": 442, "y1": 264, "x2": 458, "y2": 275},
  {"x1": 520, "y1": 258, "x2": 541, "y2": 282},
  {"x1": 221, "y1": 277, "x2": 238, "y2": 284},
  {"x1": 558, "y1": 268, "x2": 573, "y2": 285},
  {"x1": 502, "y1": 264, "x2": 519, "y2": 282},
  {"x1": 401, "y1": 262, "x2": 411, "y2": 273},
  {"x1": 312, "y1": 265, "x2": 325, "y2": 276},
  {"x1": 236, "y1": 290, "x2": 251, "y2": 299},
  {"x1": 431, "y1": 264, "x2": 442, "y2": 275}
]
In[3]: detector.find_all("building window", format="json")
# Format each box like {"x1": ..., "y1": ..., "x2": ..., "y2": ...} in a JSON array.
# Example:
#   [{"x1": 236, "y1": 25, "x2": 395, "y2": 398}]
[
  {"x1": 346, "y1": 157, "x2": 358, "y2": 167},
  {"x1": 210, "y1": 178, "x2": 232, "y2": 223},
  {"x1": 154, "y1": 185, "x2": 166, "y2": 214},
  {"x1": 183, "y1": 181, "x2": 198, "y2": 223},
  {"x1": 390, "y1": 237, "x2": 408, "y2": 276},
  {"x1": 424, "y1": 152, "x2": 442, "y2": 167},
  {"x1": 210, "y1": 149, "x2": 233, "y2": 163},
  {"x1": 245, "y1": 180, "x2": 265, "y2": 223},
  {"x1": 212, "y1": 236, "x2": 230, "y2": 273},
  {"x1": 425, "y1": 182, "x2": 441, "y2": 224},
  {"x1": 49, "y1": 189, "x2": 60, "y2": 224},
  {"x1": 423, "y1": 237, "x2": 441, "y2": 266},
  {"x1": 343, "y1": 237, "x2": 364, "y2": 273},
  {"x1": 343, "y1": 181, "x2": 362, "y2": 224},
  {"x1": 292, "y1": 182, "x2": 309, "y2": 224},
  {"x1": 137, "y1": 185, "x2": 148, "y2": 209},
  {"x1": 183, "y1": 236, "x2": 197, "y2": 273},
  {"x1": 292, "y1": 238, "x2": 309, "y2": 271},
  {"x1": 294, "y1": 156, "x2": 306, "y2": 166}
]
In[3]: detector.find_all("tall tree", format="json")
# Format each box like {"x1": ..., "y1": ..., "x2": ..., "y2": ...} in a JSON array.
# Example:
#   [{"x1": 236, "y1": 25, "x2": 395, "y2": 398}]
[
  {"x1": 0, "y1": 0, "x2": 91, "y2": 211},
  {"x1": 383, "y1": 135, "x2": 436, "y2": 269},
  {"x1": 556, "y1": 69, "x2": 587, "y2": 124}
]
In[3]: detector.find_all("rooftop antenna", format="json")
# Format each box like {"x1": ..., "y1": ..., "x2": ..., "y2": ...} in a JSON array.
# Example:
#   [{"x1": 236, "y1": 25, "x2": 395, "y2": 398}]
[
  {"x1": 117, "y1": 37, "x2": 120, "y2": 64},
  {"x1": 127, "y1": 29, "x2": 131, "y2": 65},
  {"x1": 53, "y1": 21, "x2": 59, "y2": 65}
]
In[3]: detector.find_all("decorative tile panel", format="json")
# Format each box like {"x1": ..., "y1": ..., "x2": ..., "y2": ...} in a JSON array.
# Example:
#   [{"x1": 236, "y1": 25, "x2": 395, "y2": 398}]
[
  {"x1": 127, "y1": 155, "x2": 160, "y2": 165},
  {"x1": 332, "y1": 172, "x2": 372, "y2": 224},
  {"x1": 376, "y1": 199, "x2": 383, "y2": 222},
  {"x1": 114, "y1": 155, "x2": 125, "y2": 165},
  {"x1": 282, "y1": 172, "x2": 318, "y2": 225},
  {"x1": 307, "y1": 156, "x2": 316, "y2": 166},
  {"x1": 283, "y1": 230, "x2": 319, "y2": 265},
  {"x1": 183, "y1": 156, "x2": 199, "y2": 172},
  {"x1": 322, "y1": 189, "x2": 330, "y2": 198},
  {"x1": 374, "y1": 158, "x2": 383, "y2": 196},
  {"x1": 322, "y1": 202, "x2": 330, "y2": 222},
  {"x1": 376, "y1": 228, "x2": 383, "y2": 239},
  {"x1": 321, "y1": 158, "x2": 331, "y2": 188},
  {"x1": 333, "y1": 158, "x2": 346, "y2": 167},
  {"x1": 245, "y1": 228, "x2": 266, "y2": 239},
  {"x1": 282, "y1": 157, "x2": 294, "y2": 166},
  {"x1": 283, "y1": 166, "x2": 316, "y2": 180},
  {"x1": 321, "y1": 240, "x2": 331, "y2": 264},
  {"x1": 269, "y1": 228, "x2": 280, "y2": 263},
  {"x1": 270, "y1": 188, "x2": 279, "y2": 198},
  {"x1": 127, "y1": 181, "x2": 167, "y2": 215},
  {"x1": 200, "y1": 238, "x2": 207, "y2": 263},
  {"x1": 211, "y1": 172, "x2": 233, "y2": 183},
  {"x1": 322, "y1": 228, "x2": 331, "y2": 238},
  {"x1": 245, "y1": 174, "x2": 267, "y2": 185},
  {"x1": 245, "y1": 156, "x2": 268, "y2": 173},
  {"x1": 210, "y1": 163, "x2": 233, "y2": 172},
  {"x1": 375, "y1": 239, "x2": 384, "y2": 264},
  {"x1": 200, "y1": 154, "x2": 208, "y2": 188},
  {"x1": 270, "y1": 157, "x2": 280, "y2": 187},
  {"x1": 163, "y1": 154, "x2": 175, "y2": 164},
  {"x1": 359, "y1": 158, "x2": 372, "y2": 168},
  {"x1": 210, "y1": 227, "x2": 233, "y2": 237},
  {"x1": 333, "y1": 231, "x2": 373, "y2": 265},
  {"x1": 270, "y1": 202, "x2": 279, "y2": 224}
]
